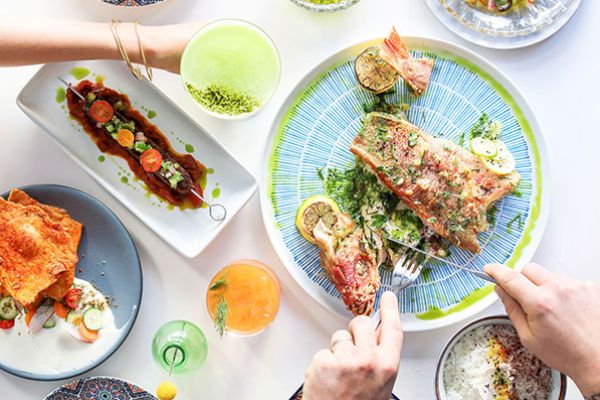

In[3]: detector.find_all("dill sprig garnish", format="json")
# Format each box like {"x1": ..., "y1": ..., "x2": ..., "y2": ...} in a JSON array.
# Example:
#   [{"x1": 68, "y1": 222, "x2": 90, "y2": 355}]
[
  {"x1": 214, "y1": 297, "x2": 228, "y2": 338},
  {"x1": 209, "y1": 278, "x2": 227, "y2": 291}
]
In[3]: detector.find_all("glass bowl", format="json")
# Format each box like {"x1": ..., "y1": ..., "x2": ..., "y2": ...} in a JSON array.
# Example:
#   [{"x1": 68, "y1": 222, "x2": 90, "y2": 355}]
[
  {"x1": 289, "y1": 0, "x2": 361, "y2": 13},
  {"x1": 180, "y1": 19, "x2": 281, "y2": 120}
]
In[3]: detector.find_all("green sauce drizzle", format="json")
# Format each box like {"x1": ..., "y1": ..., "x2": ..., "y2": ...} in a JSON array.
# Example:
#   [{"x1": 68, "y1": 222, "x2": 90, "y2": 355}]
[
  {"x1": 70, "y1": 67, "x2": 90, "y2": 80},
  {"x1": 185, "y1": 144, "x2": 195, "y2": 153},
  {"x1": 98, "y1": 155, "x2": 106, "y2": 163},
  {"x1": 416, "y1": 285, "x2": 495, "y2": 320},
  {"x1": 212, "y1": 188, "x2": 221, "y2": 199},
  {"x1": 55, "y1": 87, "x2": 66, "y2": 103},
  {"x1": 147, "y1": 110, "x2": 157, "y2": 119}
]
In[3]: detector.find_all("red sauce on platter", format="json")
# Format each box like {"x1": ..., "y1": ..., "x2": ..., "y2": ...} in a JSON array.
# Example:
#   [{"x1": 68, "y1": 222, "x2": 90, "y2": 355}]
[{"x1": 67, "y1": 80, "x2": 207, "y2": 208}]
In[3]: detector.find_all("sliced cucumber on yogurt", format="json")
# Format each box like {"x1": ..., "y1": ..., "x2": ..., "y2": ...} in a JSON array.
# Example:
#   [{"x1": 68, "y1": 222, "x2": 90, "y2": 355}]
[
  {"x1": 470, "y1": 137, "x2": 498, "y2": 158},
  {"x1": 0, "y1": 297, "x2": 18, "y2": 320},
  {"x1": 43, "y1": 317, "x2": 56, "y2": 329},
  {"x1": 83, "y1": 308, "x2": 103, "y2": 331}
]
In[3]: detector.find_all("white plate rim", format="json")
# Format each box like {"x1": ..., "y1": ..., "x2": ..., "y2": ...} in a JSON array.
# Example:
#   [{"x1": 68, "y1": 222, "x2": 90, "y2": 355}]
[
  {"x1": 259, "y1": 36, "x2": 551, "y2": 331},
  {"x1": 424, "y1": 0, "x2": 583, "y2": 50}
]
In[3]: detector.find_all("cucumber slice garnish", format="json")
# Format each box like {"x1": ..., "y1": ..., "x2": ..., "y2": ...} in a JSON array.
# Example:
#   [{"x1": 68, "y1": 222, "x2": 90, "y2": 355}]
[
  {"x1": 0, "y1": 297, "x2": 18, "y2": 320},
  {"x1": 83, "y1": 308, "x2": 103, "y2": 331},
  {"x1": 483, "y1": 152, "x2": 515, "y2": 175},
  {"x1": 43, "y1": 317, "x2": 56, "y2": 329},
  {"x1": 66, "y1": 310, "x2": 81, "y2": 325},
  {"x1": 470, "y1": 137, "x2": 498, "y2": 158}
]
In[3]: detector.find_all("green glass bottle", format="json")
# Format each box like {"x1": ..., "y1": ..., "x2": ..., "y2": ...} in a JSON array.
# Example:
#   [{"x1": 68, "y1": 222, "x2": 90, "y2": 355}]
[{"x1": 151, "y1": 320, "x2": 208, "y2": 374}]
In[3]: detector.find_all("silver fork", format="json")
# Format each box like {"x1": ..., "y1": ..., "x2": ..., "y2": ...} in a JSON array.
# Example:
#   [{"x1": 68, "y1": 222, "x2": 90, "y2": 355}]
[{"x1": 371, "y1": 249, "x2": 425, "y2": 328}]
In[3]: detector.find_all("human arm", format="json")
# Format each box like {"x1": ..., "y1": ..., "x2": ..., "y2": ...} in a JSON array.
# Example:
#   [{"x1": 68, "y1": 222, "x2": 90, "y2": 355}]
[
  {"x1": 302, "y1": 291, "x2": 404, "y2": 400},
  {"x1": 485, "y1": 263, "x2": 600, "y2": 398},
  {"x1": 0, "y1": 18, "x2": 204, "y2": 73}
]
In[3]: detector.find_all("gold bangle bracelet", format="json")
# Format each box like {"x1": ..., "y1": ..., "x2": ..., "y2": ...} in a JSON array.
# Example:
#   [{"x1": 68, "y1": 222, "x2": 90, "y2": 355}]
[{"x1": 109, "y1": 19, "x2": 152, "y2": 81}]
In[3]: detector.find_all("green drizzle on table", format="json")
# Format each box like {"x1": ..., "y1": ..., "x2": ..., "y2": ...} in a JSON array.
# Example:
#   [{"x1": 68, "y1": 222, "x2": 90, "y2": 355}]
[{"x1": 185, "y1": 83, "x2": 260, "y2": 116}]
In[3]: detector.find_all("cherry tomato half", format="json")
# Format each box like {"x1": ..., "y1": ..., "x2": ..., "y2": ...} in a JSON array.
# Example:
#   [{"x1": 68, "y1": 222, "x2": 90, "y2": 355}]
[
  {"x1": 89, "y1": 100, "x2": 114, "y2": 124},
  {"x1": 64, "y1": 287, "x2": 82, "y2": 310},
  {"x1": 140, "y1": 149, "x2": 163, "y2": 173},
  {"x1": 0, "y1": 319, "x2": 15, "y2": 330}
]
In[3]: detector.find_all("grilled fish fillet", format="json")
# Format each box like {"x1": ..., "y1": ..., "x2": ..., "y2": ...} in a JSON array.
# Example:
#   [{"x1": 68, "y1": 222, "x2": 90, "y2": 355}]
[
  {"x1": 313, "y1": 213, "x2": 380, "y2": 316},
  {"x1": 0, "y1": 193, "x2": 80, "y2": 306},
  {"x1": 350, "y1": 112, "x2": 520, "y2": 253}
]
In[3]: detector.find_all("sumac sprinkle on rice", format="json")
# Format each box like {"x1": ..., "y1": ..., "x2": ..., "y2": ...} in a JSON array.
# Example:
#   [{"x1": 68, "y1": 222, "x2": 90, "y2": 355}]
[{"x1": 443, "y1": 324, "x2": 553, "y2": 400}]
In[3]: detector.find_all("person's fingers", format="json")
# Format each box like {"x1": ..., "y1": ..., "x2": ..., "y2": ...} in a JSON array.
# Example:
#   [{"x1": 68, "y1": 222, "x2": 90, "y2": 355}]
[
  {"x1": 521, "y1": 263, "x2": 554, "y2": 286},
  {"x1": 330, "y1": 329, "x2": 354, "y2": 354},
  {"x1": 378, "y1": 291, "x2": 403, "y2": 356},
  {"x1": 348, "y1": 315, "x2": 377, "y2": 349},
  {"x1": 496, "y1": 285, "x2": 532, "y2": 340},
  {"x1": 484, "y1": 264, "x2": 540, "y2": 307}
]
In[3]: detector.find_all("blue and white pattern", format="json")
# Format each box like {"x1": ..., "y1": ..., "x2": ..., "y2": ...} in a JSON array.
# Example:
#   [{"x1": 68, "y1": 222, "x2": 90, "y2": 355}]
[{"x1": 268, "y1": 49, "x2": 536, "y2": 315}]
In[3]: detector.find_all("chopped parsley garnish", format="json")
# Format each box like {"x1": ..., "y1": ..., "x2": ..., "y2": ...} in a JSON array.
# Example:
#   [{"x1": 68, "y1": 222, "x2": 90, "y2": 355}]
[
  {"x1": 408, "y1": 132, "x2": 418, "y2": 147},
  {"x1": 506, "y1": 213, "x2": 524, "y2": 234},
  {"x1": 134, "y1": 141, "x2": 151, "y2": 153},
  {"x1": 370, "y1": 214, "x2": 387, "y2": 229}
]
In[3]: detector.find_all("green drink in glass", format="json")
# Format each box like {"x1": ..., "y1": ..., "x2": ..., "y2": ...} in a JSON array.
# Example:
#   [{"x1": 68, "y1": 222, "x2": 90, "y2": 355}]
[
  {"x1": 180, "y1": 19, "x2": 281, "y2": 120},
  {"x1": 152, "y1": 320, "x2": 208, "y2": 374}
]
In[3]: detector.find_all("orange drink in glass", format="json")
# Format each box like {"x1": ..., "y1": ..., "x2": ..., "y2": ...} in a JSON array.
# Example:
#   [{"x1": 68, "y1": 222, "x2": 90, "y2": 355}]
[{"x1": 207, "y1": 259, "x2": 280, "y2": 336}]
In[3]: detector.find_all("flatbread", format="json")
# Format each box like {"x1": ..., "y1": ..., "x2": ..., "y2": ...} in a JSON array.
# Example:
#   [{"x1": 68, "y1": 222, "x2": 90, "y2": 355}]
[
  {"x1": 0, "y1": 191, "x2": 81, "y2": 307},
  {"x1": 7, "y1": 190, "x2": 82, "y2": 300}
]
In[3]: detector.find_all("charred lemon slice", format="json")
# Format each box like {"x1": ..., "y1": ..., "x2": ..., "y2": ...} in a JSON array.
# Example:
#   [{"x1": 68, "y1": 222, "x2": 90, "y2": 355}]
[
  {"x1": 355, "y1": 47, "x2": 399, "y2": 94},
  {"x1": 296, "y1": 195, "x2": 341, "y2": 244}
]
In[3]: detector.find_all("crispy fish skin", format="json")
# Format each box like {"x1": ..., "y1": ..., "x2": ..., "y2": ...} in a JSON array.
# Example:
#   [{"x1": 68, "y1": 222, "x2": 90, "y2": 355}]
[
  {"x1": 313, "y1": 213, "x2": 380, "y2": 316},
  {"x1": 350, "y1": 112, "x2": 520, "y2": 253},
  {"x1": 7, "y1": 189, "x2": 82, "y2": 300},
  {"x1": 0, "y1": 195, "x2": 80, "y2": 307}
]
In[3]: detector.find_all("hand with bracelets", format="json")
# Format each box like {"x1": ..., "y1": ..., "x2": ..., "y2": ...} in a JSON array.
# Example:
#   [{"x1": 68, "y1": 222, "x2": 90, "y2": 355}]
[{"x1": 0, "y1": 17, "x2": 206, "y2": 78}]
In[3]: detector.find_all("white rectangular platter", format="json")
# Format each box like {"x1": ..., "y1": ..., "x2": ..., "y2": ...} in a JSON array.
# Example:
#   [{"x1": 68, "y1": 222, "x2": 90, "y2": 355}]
[{"x1": 18, "y1": 60, "x2": 257, "y2": 258}]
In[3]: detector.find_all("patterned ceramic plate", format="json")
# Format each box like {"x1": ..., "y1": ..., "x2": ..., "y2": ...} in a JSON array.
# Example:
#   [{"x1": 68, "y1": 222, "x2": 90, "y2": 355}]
[
  {"x1": 102, "y1": 0, "x2": 165, "y2": 6},
  {"x1": 424, "y1": 0, "x2": 582, "y2": 49},
  {"x1": 260, "y1": 37, "x2": 550, "y2": 331},
  {"x1": 45, "y1": 376, "x2": 156, "y2": 399}
]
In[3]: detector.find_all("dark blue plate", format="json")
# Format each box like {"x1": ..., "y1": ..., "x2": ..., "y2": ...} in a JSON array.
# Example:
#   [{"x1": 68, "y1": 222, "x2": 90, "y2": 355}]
[
  {"x1": 0, "y1": 184, "x2": 142, "y2": 381},
  {"x1": 45, "y1": 376, "x2": 156, "y2": 399}
]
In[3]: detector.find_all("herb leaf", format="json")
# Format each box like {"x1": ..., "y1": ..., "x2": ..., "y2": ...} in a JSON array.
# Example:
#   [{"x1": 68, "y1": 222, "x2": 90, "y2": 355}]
[
  {"x1": 209, "y1": 278, "x2": 227, "y2": 291},
  {"x1": 214, "y1": 297, "x2": 228, "y2": 338}
]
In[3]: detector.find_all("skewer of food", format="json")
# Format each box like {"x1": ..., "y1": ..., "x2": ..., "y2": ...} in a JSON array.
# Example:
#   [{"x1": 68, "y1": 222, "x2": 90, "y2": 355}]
[
  {"x1": 296, "y1": 29, "x2": 519, "y2": 315},
  {"x1": 0, "y1": 189, "x2": 115, "y2": 343},
  {"x1": 61, "y1": 78, "x2": 226, "y2": 221}
]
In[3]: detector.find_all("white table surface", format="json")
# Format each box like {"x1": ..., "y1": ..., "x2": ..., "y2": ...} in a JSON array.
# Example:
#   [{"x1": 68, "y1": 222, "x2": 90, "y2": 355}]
[{"x1": 1, "y1": 0, "x2": 598, "y2": 399}]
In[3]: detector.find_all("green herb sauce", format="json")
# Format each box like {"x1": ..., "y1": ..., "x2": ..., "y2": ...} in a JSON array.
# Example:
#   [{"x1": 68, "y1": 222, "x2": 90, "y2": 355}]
[
  {"x1": 70, "y1": 67, "x2": 90, "y2": 80},
  {"x1": 212, "y1": 188, "x2": 221, "y2": 199},
  {"x1": 185, "y1": 144, "x2": 195, "y2": 153},
  {"x1": 416, "y1": 285, "x2": 495, "y2": 320},
  {"x1": 147, "y1": 110, "x2": 157, "y2": 119},
  {"x1": 98, "y1": 155, "x2": 106, "y2": 163},
  {"x1": 55, "y1": 87, "x2": 66, "y2": 103},
  {"x1": 185, "y1": 83, "x2": 260, "y2": 116}
]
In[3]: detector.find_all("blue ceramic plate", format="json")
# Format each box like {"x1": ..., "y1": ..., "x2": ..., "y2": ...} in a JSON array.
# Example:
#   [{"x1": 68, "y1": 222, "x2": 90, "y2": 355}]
[
  {"x1": 0, "y1": 184, "x2": 142, "y2": 380},
  {"x1": 45, "y1": 376, "x2": 156, "y2": 399},
  {"x1": 102, "y1": 0, "x2": 165, "y2": 6},
  {"x1": 260, "y1": 37, "x2": 550, "y2": 331}
]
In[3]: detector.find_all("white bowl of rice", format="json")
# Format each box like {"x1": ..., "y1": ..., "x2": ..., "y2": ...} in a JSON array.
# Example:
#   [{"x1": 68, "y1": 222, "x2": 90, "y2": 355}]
[{"x1": 435, "y1": 316, "x2": 567, "y2": 400}]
